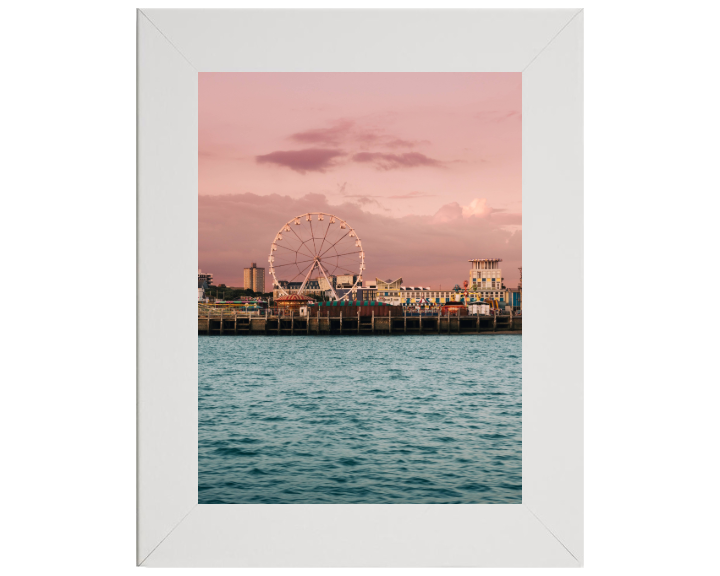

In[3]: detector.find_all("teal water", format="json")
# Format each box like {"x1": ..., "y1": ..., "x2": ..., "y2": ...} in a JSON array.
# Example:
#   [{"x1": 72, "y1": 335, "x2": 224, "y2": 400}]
[{"x1": 199, "y1": 335, "x2": 521, "y2": 504}]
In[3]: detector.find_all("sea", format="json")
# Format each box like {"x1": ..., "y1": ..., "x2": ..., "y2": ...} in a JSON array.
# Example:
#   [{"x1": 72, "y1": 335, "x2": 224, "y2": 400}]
[{"x1": 199, "y1": 335, "x2": 522, "y2": 504}]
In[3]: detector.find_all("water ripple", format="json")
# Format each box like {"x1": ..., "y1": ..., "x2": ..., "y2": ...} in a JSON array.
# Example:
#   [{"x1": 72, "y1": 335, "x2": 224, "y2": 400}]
[{"x1": 199, "y1": 335, "x2": 522, "y2": 504}]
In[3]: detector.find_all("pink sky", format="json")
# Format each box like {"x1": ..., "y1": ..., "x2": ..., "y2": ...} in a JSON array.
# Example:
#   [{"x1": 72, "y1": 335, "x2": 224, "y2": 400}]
[{"x1": 199, "y1": 73, "x2": 521, "y2": 288}]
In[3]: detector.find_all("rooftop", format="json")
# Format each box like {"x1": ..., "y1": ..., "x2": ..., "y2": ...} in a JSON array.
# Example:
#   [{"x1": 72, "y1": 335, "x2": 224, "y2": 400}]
[{"x1": 275, "y1": 294, "x2": 313, "y2": 302}]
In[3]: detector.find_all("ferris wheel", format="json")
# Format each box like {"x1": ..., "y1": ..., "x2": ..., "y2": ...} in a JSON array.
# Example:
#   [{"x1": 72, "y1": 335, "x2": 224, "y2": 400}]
[{"x1": 268, "y1": 212, "x2": 365, "y2": 301}]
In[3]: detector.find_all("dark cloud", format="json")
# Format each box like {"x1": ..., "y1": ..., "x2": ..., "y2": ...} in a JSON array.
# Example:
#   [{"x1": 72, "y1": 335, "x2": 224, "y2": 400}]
[
  {"x1": 255, "y1": 148, "x2": 345, "y2": 174},
  {"x1": 199, "y1": 193, "x2": 521, "y2": 289},
  {"x1": 351, "y1": 152, "x2": 445, "y2": 171},
  {"x1": 288, "y1": 119, "x2": 427, "y2": 150},
  {"x1": 384, "y1": 138, "x2": 429, "y2": 148}
]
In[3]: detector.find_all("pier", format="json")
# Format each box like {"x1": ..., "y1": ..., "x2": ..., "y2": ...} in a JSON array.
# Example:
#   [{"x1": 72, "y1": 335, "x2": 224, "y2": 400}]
[{"x1": 198, "y1": 310, "x2": 521, "y2": 336}]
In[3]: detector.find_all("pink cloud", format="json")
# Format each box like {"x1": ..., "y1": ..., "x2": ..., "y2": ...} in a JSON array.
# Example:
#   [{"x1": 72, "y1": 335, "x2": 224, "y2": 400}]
[
  {"x1": 199, "y1": 73, "x2": 521, "y2": 218},
  {"x1": 255, "y1": 148, "x2": 345, "y2": 174},
  {"x1": 432, "y1": 198, "x2": 522, "y2": 226},
  {"x1": 289, "y1": 119, "x2": 426, "y2": 150},
  {"x1": 432, "y1": 202, "x2": 463, "y2": 224},
  {"x1": 199, "y1": 193, "x2": 521, "y2": 289},
  {"x1": 351, "y1": 152, "x2": 444, "y2": 170},
  {"x1": 289, "y1": 120, "x2": 354, "y2": 146},
  {"x1": 389, "y1": 191, "x2": 436, "y2": 199},
  {"x1": 345, "y1": 191, "x2": 436, "y2": 201},
  {"x1": 461, "y1": 198, "x2": 493, "y2": 218},
  {"x1": 475, "y1": 110, "x2": 522, "y2": 123},
  {"x1": 384, "y1": 138, "x2": 428, "y2": 148}
]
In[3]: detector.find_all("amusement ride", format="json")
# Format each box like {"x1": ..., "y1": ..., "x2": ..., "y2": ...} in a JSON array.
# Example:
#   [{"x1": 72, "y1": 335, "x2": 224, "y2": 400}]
[{"x1": 268, "y1": 212, "x2": 365, "y2": 302}]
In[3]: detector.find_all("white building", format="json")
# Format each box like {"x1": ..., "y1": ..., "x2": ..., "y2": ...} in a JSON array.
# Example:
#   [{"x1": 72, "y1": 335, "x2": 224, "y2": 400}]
[
  {"x1": 198, "y1": 278, "x2": 209, "y2": 302},
  {"x1": 468, "y1": 258, "x2": 508, "y2": 304},
  {"x1": 336, "y1": 274, "x2": 359, "y2": 288},
  {"x1": 317, "y1": 275, "x2": 336, "y2": 291}
]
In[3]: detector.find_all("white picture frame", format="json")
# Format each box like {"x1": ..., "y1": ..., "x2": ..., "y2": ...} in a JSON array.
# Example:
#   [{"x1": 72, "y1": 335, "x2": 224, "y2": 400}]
[{"x1": 137, "y1": 8, "x2": 583, "y2": 567}]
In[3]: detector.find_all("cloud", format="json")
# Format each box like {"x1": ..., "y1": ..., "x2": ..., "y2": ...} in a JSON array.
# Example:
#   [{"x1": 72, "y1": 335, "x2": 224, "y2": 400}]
[
  {"x1": 289, "y1": 120, "x2": 355, "y2": 146},
  {"x1": 344, "y1": 191, "x2": 435, "y2": 201},
  {"x1": 432, "y1": 198, "x2": 521, "y2": 225},
  {"x1": 351, "y1": 152, "x2": 444, "y2": 170},
  {"x1": 384, "y1": 138, "x2": 430, "y2": 149},
  {"x1": 255, "y1": 148, "x2": 345, "y2": 174},
  {"x1": 389, "y1": 191, "x2": 436, "y2": 199},
  {"x1": 289, "y1": 119, "x2": 427, "y2": 149},
  {"x1": 351, "y1": 196, "x2": 383, "y2": 208},
  {"x1": 461, "y1": 198, "x2": 492, "y2": 218},
  {"x1": 199, "y1": 193, "x2": 522, "y2": 289},
  {"x1": 432, "y1": 202, "x2": 463, "y2": 223},
  {"x1": 475, "y1": 110, "x2": 521, "y2": 123}
]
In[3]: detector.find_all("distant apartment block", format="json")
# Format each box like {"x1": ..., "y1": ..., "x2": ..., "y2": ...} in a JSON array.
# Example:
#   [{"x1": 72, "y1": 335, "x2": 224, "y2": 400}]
[
  {"x1": 244, "y1": 262, "x2": 265, "y2": 293},
  {"x1": 198, "y1": 268, "x2": 213, "y2": 286}
]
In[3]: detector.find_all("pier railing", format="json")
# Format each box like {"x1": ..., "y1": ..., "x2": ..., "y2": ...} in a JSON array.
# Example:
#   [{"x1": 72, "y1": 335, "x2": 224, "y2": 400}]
[{"x1": 197, "y1": 307, "x2": 509, "y2": 319}]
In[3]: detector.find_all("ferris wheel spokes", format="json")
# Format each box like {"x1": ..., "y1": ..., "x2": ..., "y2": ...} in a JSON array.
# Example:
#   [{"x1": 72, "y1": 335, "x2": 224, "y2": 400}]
[
  {"x1": 316, "y1": 260, "x2": 339, "y2": 301},
  {"x1": 296, "y1": 260, "x2": 318, "y2": 296}
]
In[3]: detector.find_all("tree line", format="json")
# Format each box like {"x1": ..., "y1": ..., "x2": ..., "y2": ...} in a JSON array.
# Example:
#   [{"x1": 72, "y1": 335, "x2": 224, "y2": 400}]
[{"x1": 203, "y1": 284, "x2": 274, "y2": 301}]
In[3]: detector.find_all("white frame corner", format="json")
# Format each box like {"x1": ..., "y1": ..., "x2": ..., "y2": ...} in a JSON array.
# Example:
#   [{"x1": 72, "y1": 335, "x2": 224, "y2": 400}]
[{"x1": 137, "y1": 8, "x2": 583, "y2": 567}]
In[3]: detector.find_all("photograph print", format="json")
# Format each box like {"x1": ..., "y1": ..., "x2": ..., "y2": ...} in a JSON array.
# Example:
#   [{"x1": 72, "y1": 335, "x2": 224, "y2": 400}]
[{"x1": 198, "y1": 73, "x2": 522, "y2": 504}]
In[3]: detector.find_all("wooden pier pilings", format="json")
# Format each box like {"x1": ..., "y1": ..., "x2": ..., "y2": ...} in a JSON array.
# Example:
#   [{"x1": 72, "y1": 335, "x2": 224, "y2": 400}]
[{"x1": 199, "y1": 311, "x2": 521, "y2": 336}]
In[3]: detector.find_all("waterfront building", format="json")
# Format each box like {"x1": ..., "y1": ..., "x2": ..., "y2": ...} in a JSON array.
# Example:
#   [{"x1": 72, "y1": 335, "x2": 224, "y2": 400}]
[
  {"x1": 376, "y1": 278, "x2": 402, "y2": 291},
  {"x1": 398, "y1": 287, "x2": 459, "y2": 306},
  {"x1": 373, "y1": 278, "x2": 400, "y2": 305},
  {"x1": 468, "y1": 258, "x2": 511, "y2": 305},
  {"x1": 243, "y1": 262, "x2": 265, "y2": 293},
  {"x1": 374, "y1": 277, "x2": 465, "y2": 307},
  {"x1": 468, "y1": 258, "x2": 503, "y2": 290},
  {"x1": 272, "y1": 265, "x2": 517, "y2": 307},
  {"x1": 336, "y1": 274, "x2": 359, "y2": 288},
  {"x1": 506, "y1": 268, "x2": 522, "y2": 311},
  {"x1": 317, "y1": 275, "x2": 337, "y2": 291},
  {"x1": 506, "y1": 287, "x2": 522, "y2": 310},
  {"x1": 198, "y1": 268, "x2": 213, "y2": 286},
  {"x1": 356, "y1": 280, "x2": 377, "y2": 302},
  {"x1": 470, "y1": 287, "x2": 509, "y2": 306},
  {"x1": 377, "y1": 283, "x2": 509, "y2": 308},
  {"x1": 198, "y1": 278, "x2": 209, "y2": 302},
  {"x1": 316, "y1": 273, "x2": 360, "y2": 290},
  {"x1": 356, "y1": 286, "x2": 377, "y2": 302},
  {"x1": 273, "y1": 279, "x2": 325, "y2": 299}
]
